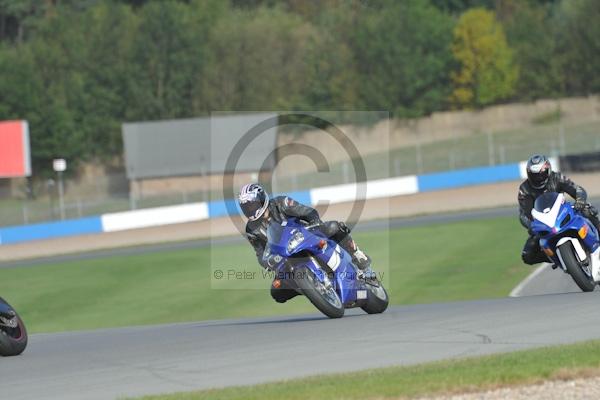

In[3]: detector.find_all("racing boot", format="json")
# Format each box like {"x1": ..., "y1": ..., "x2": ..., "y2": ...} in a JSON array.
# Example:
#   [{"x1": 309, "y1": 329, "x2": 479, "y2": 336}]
[
  {"x1": 355, "y1": 249, "x2": 377, "y2": 281},
  {"x1": 353, "y1": 247, "x2": 371, "y2": 270},
  {"x1": 340, "y1": 236, "x2": 375, "y2": 280}
]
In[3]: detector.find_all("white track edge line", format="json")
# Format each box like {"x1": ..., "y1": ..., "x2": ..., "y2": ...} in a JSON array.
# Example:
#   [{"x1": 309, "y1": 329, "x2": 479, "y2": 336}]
[{"x1": 509, "y1": 263, "x2": 549, "y2": 297}]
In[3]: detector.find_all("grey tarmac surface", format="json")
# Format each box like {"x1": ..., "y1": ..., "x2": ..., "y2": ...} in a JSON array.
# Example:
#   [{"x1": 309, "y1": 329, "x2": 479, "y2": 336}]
[
  {"x1": 3, "y1": 293, "x2": 600, "y2": 400},
  {"x1": 510, "y1": 264, "x2": 588, "y2": 297}
]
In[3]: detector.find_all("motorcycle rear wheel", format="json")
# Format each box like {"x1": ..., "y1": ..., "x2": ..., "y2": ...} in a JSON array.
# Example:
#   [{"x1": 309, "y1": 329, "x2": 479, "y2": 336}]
[{"x1": 361, "y1": 282, "x2": 389, "y2": 314}]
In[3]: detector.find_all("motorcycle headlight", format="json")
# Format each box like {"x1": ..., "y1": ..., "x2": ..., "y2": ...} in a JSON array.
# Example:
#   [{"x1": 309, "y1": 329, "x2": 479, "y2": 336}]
[{"x1": 287, "y1": 230, "x2": 304, "y2": 253}]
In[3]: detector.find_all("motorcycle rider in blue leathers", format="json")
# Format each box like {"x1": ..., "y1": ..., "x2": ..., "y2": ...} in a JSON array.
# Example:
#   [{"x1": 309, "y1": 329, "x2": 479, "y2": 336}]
[{"x1": 238, "y1": 183, "x2": 373, "y2": 303}]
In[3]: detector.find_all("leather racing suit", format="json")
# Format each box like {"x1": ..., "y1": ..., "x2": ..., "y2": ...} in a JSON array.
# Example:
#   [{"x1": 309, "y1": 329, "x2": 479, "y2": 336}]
[{"x1": 244, "y1": 195, "x2": 361, "y2": 303}]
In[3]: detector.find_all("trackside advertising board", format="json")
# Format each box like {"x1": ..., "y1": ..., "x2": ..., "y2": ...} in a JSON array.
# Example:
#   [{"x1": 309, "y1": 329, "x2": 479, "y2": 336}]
[{"x1": 0, "y1": 120, "x2": 31, "y2": 177}]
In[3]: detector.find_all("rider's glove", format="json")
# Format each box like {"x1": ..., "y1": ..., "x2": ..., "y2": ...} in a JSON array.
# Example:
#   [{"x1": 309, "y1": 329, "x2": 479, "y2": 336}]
[{"x1": 574, "y1": 199, "x2": 587, "y2": 211}]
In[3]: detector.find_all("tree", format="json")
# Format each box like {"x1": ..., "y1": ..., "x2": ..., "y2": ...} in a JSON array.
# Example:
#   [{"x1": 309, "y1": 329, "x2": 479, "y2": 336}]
[
  {"x1": 450, "y1": 8, "x2": 518, "y2": 108},
  {"x1": 72, "y1": 2, "x2": 139, "y2": 160},
  {"x1": 0, "y1": 0, "x2": 49, "y2": 43},
  {"x1": 351, "y1": 0, "x2": 455, "y2": 117},
  {"x1": 0, "y1": 5, "x2": 88, "y2": 176},
  {"x1": 499, "y1": 0, "x2": 561, "y2": 100},
  {"x1": 1, "y1": 0, "x2": 597, "y2": 180},
  {"x1": 430, "y1": 0, "x2": 494, "y2": 14},
  {"x1": 202, "y1": 7, "x2": 337, "y2": 111},
  {"x1": 554, "y1": 0, "x2": 600, "y2": 95}
]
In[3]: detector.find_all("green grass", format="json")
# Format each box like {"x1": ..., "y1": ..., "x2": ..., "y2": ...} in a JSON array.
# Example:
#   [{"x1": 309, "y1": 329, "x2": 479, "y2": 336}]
[
  {"x1": 133, "y1": 339, "x2": 600, "y2": 400},
  {"x1": 0, "y1": 216, "x2": 530, "y2": 333}
]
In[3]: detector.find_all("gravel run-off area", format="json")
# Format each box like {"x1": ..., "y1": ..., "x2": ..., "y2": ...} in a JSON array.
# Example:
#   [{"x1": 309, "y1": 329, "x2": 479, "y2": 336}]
[{"x1": 418, "y1": 375, "x2": 600, "y2": 400}]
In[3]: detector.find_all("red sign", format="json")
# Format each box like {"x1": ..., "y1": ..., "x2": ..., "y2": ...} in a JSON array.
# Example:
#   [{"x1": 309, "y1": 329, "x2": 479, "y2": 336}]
[{"x1": 0, "y1": 120, "x2": 31, "y2": 177}]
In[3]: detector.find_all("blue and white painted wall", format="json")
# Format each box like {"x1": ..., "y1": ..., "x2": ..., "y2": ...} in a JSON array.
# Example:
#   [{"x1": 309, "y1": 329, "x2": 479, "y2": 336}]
[{"x1": 0, "y1": 159, "x2": 555, "y2": 245}]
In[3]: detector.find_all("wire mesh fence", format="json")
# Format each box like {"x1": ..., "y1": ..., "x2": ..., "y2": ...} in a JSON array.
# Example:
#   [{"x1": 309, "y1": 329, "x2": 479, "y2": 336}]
[
  {"x1": 1, "y1": 117, "x2": 599, "y2": 227},
  {"x1": 272, "y1": 118, "x2": 600, "y2": 192}
]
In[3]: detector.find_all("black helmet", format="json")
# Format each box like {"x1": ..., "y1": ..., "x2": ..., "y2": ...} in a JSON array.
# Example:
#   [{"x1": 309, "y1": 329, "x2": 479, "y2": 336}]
[
  {"x1": 238, "y1": 183, "x2": 269, "y2": 221},
  {"x1": 526, "y1": 154, "x2": 552, "y2": 189}
]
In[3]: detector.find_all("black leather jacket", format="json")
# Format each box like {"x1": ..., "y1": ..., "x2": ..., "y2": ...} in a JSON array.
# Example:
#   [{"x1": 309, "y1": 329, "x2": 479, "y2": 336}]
[
  {"x1": 518, "y1": 171, "x2": 587, "y2": 230},
  {"x1": 245, "y1": 196, "x2": 320, "y2": 268}
]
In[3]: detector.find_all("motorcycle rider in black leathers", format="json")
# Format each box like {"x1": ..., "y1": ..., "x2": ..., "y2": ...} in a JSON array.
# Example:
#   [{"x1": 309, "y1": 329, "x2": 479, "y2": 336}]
[
  {"x1": 238, "y1": 183, "x2": 373, "y2": 303},
  {"x1": 519, "y1": 154, "x2": 600, "y2": 265}
]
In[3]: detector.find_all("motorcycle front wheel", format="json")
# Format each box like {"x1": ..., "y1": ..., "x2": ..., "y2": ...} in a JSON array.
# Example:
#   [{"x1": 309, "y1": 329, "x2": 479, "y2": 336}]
[
  {"x1": 295, "y1": 268, "x2": 344, "y2": 319},
  {"x1": 558, "y1": 242, "x2": 596, "y2": 292}
]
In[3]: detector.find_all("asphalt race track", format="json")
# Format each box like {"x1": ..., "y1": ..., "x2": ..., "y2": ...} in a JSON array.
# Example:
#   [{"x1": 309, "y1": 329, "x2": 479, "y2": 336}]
[
  {"x1": 510, "y1": 263, "x2": 591, "y2": 297},
  {"x1": 3, "y1": 292, "x2": 600, "y2": 399},
  {"x1": 2, "y1": 204, "x2": 599, "y2": 399}
]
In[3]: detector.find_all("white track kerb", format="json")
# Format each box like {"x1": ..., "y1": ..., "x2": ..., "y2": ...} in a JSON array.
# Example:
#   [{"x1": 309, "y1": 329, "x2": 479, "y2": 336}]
[
  {"x1": 101, "y1": 203, "x2": 210, "y2": 232},
  {"x1": 509, "y1": 264, "x2": 549, "y2": 297}
]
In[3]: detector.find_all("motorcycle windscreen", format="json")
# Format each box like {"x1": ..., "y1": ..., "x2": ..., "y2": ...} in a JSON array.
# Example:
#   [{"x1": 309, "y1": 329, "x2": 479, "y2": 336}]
[
  {"x1": 534, "y1": 192, "x2": 560, "y2": 213},
  {"x1": 532, "y1": 192, "x2": 564, "y2": 228},
  {"x1": 266, "y1": 222, "x2": 284, "y2": 245}
]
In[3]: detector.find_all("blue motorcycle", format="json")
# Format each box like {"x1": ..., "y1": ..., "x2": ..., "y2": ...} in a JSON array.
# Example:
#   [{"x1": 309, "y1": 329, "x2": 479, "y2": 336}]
[
  {"x1": 265, "y1": 218, "x2": 389, "y2": 318},
  {"x1": 531, "y1": 192, "x2": 600, "y2": 291}
]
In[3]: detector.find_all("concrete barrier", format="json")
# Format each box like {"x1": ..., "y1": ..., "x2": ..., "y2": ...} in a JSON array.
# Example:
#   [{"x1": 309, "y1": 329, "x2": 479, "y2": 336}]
[
  {"x1": 0, "y1": 217, "x2": 103, "y2": 245},
  {"x1": 101, "y1": 203, "x2": 209, "y2": 233}
]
